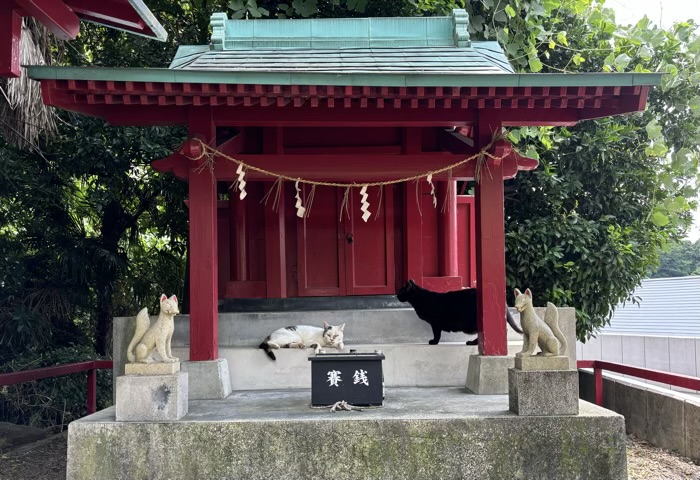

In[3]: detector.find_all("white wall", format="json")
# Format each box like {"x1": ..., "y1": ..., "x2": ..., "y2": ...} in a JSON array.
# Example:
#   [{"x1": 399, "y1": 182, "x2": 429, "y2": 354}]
[{"x1": 577, "y1": 333, "x2": 700, "y2": 392}]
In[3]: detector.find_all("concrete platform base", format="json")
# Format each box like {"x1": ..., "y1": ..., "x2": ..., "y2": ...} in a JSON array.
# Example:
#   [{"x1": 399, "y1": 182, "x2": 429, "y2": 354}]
[
  {"x1": 509, "y1": 368, "x2": 579, "y2": 416},
  {"x1": 68, "y1": 387, "x2": 626, "y2": 480},
  {"x1": 465, "y1": 355, "x2": 514, "y2": 394},
  {"x1": 115, "y1": 372, "x2": 188, "y2": 421},
  {"x1": 181, "y1": 358, "x2": 232, "y2": 399}
]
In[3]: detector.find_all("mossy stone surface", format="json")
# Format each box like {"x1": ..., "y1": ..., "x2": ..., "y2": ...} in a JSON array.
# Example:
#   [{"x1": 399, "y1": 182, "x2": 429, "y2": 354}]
[{"x1": 68, "y1": 388, "x2": 626, "y2": 480}]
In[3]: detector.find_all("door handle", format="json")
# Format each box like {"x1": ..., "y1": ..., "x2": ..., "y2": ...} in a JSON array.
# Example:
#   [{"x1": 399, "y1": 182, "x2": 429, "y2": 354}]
[{"x1": 346, "y1": 233, "x2": 354, "y2": 244}]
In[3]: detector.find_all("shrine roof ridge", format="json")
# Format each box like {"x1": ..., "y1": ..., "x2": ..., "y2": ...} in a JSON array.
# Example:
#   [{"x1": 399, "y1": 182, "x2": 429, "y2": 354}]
[
  {"x1": 208, "y1": 9, "x2": 471, "y2": 51},
  {"x1": 167, "y1": 43, "x2": 515, "y2": 75},
  {"x1": 26, "y1": 65, "x2": 662, "y2": 88}
]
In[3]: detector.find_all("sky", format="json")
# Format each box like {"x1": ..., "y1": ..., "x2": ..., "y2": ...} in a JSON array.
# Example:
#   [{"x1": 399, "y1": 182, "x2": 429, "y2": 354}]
[
  {"x1": 606, "y1": 0, "x2": 700, "y2": 28},
  {"x1": 606, "y1": 1, "x2": 700, "y2": 241}
]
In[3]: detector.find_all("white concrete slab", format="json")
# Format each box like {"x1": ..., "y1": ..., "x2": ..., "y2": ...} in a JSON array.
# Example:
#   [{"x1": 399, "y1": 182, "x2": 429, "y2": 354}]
[
  {"x1": 581, "y1": 335, "x2": 602, "y2": 360},
  {"x1": 621, "y1": 335, "x2": 646, "y2": 367},
  {"x1": 172, "y1": 342, "x2": 525, "y2": 390},
  {"x1": 601, "y1": 334, "x2": 623, "y2": 363}
]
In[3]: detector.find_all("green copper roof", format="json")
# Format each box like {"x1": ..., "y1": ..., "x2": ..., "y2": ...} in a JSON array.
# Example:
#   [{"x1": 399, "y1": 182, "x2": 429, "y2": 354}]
[
  {"x1": 209, "y1": 9, "x2": 470, "y2": 50},
  {"x1": 24, "y1": 9, "x2": 663, "y2": 88},
  {"x1": 168, "y1": 44, "x2": 514, "y2": 74},
  {"x1": 167, "y1": 10, "x2": 513, "y2": 75},
  {"x1": 25, "y1": 65, "x2": 662, "y2": 88}
]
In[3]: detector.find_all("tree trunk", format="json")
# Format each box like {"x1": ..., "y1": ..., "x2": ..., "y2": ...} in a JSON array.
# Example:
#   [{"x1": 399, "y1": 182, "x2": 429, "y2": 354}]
[
  {"x1": 94, "y1": 200, "x2": 125, "y2": 356},
  {"x1": 95, "y1": 277, "x2": 115, "y2": 356}
]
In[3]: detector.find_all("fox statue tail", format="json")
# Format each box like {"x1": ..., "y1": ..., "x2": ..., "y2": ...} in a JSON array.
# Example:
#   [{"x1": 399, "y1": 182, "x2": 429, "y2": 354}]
[
  {"x1": 543, "y1": 302, "x2": 567, "y2": 355},
  {"x1": 127, "y1": 307, "x2": 151, "y2": 363}
]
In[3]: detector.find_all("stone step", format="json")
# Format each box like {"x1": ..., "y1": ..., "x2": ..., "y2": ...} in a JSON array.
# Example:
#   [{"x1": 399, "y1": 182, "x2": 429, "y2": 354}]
[
  {"x1": 171, "y1": 342, "x2": 525, "y2": 390},
  {"x1": 167, "y1": 308, "x2": 525, "y2": 348},
  {"x1": 113, "y1": 307, "x2": 575, "y2": 396}
]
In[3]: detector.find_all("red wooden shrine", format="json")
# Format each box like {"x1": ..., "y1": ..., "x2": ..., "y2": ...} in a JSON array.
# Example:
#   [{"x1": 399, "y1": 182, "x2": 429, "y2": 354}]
[
  {"x1": 27, "y1": 11, "x2": 659, "y2": 362},
  {"x1": 0, "y1": 0, "x2": 166, "y2": 78}
]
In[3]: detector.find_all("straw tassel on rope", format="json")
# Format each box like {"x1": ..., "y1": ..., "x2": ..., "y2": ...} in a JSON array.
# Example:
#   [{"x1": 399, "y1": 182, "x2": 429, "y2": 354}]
[{"x1": 261, "y1": 177, "x2": 283, "y2": 211}]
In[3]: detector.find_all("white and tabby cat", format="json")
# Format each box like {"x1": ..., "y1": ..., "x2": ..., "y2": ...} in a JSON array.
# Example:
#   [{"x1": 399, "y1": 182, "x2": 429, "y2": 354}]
[{"x1": 258, "y1": 321, "x2": 345, "y2": 360}]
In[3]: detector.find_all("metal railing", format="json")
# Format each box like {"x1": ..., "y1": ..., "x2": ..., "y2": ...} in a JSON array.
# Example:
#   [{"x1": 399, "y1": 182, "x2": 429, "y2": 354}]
[
  {"x1": 577, "y1": 359, "x2": 700, "y2": 406},
  {"x1": 0, "y1": 360, "x2": 113, "y2": 414}
]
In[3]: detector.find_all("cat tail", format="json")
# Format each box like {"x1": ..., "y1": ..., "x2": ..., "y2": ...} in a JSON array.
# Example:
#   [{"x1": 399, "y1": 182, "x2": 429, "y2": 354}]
[
  {"x1": 544, "y1": 302, "x2": 567, "y2": 355},
  {"x1": 127, "y1": 308, "x2": 150, "y2": 363},
  {"x1": 259, "y1": 338, "x2": 276, "y2": 361},
  {"x1": 506, "y1": 308, "x2": 523, "y2": 334}
]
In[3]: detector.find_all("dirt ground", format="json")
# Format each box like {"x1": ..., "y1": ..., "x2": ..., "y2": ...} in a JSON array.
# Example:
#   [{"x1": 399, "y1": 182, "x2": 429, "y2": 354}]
[
  {"x1": 0, "y1": 432, "x2": 66, "y2": 480},
  {"x1": 0, "y1": 432, "x2": 698, "y2": 479}
]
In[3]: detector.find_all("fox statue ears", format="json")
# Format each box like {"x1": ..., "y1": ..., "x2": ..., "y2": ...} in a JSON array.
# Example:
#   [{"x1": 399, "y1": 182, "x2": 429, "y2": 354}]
[
  {"x1": 160, "y1": 294, "x2": 178, "y2": 304},
  {"x1": 513, "y1": 288, "x2": 533, "y2": 298}
]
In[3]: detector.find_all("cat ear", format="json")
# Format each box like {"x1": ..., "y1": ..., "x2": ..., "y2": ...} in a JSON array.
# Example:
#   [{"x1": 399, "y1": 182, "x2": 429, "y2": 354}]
[
  {"x1": 323, "y1": 321, "x2": 330, "y2": 329},
  {"x1": 160, "y1": 294, "x2": 167, "y2": 303},
  {"x1": 514, "y1": 288, "x2": 521, "y2": 297},
  {"x1": 339, "y1": 323, "x2": 345, "y2": 332},
  {"x1": 525, "y1": 288, "x2": 532, "y2": 298},
  {"x1": 170, "y1": 295, "x2": 178, "y2": 304},
  {"x1": 408, "y1": 279, "x2": 415, "y2": 285}
]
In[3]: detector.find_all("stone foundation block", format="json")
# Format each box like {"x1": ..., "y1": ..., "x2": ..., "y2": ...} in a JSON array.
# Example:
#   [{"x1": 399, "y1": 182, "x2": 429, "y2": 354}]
[
  {"x1": 116, "y1": 372, "x2": 188, "y2": 421},
  {"x1": 125, "y1": 362, "x2": 180, "y2": 375},
  {"x1": 465, "y1": 355, "x2": 514, "y2": 394},
  {"x1": 181, "y1": 358, "x2": 232, "y2": 399},
  {"x1": 515, "y1": 355, "x2": 569, "y2": 371},
  {"x1": 509, "y1": 368, "x2": 579, "y2": 416}
]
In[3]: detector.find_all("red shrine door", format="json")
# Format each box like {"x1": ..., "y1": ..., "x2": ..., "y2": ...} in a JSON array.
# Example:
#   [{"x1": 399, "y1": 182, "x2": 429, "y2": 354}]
[{"x1": 297, "y1": 185, "x2": 395, "y2": 296}]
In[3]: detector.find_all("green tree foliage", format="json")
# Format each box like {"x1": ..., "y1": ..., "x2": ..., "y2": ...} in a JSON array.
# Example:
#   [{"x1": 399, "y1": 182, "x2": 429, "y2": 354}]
[
  {"x1": 477, "y1": 2, "x2": 700, "y2": 339},
  {"x1": 0, "y1": 116, "x2": 188, "y2": 356},
  {"x1": 650, "y1": 241, "x2": 700, "y2": 278},
  {"x1": 0, "y1": 346, "x2": 112, "y2": 428}
]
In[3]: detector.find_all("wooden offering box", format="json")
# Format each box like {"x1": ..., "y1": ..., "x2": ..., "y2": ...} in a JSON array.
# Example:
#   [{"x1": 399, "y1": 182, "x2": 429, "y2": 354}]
[{"x1": 309, "y1": 351, "x2": 385, "y2": 407}]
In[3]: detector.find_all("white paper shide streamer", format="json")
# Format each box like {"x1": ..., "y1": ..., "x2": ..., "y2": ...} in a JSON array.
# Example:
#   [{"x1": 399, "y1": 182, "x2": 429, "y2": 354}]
[
  {"x1": 427, "y1": 173, "x2": 437, "y2": 208},
  {"x1": 359, "y1": 185, "x2": 371, "y2": 222},
  {"x1": 236, "y1": 164, "x2": 247, "y2": 200},
  {"x1": 294, "y1": 180, "x2": 306, "y2": 218}
]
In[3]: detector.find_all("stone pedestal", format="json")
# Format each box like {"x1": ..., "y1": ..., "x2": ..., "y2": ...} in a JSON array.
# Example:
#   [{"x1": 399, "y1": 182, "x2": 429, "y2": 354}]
[
  {"x1": 181, "y1": 358, "x2": 232, "y2": 399},
  {"x1": 508, "y1": 355, "x2": 579, "y2": 416},
  {"x1": 465, "y1": 355, "x2": 514, "y2": 394},
  {"x1": 116, "y1": 365, "x2": 188, "y2": 421}
]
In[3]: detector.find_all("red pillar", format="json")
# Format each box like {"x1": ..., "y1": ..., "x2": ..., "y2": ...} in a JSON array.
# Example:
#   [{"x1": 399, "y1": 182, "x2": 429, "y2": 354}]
[
  {"x1": 403, "y1": 184, "x2": 423, "y2": 283},
  {"x1": 438, "y1": 181, "x2": 458, "y2": 277},
  {"x1": 475, "y1": 112, "x2": 508, "y2": 356},
  {"x1": 188, "y1": 108, "x2": 218, "y2": 361},
  {"x1": 230, "y1": 197, "x2": 247, "y2": 281},
  {"x1": 0, "y1": 10, "x2": 21, "y2": 78}
]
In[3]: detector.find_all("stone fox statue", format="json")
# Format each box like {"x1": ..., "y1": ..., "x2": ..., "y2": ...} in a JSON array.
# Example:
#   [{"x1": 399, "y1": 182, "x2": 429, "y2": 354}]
[
  {"x1": 396, "y1": 279, "x2": 523, "y2": 345},
  {"x1": 127, "y1": 294, "x2": 180, "y2": 363},
  {"x1": 513, "y1": 288, "x2": 567, "y2": 357}
]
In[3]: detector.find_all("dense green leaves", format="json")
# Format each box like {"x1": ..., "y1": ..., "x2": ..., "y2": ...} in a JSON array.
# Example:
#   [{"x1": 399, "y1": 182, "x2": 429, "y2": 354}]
[
  {"x1": 650, "y1": 240, "x2": 700, "y2": 278},
  {"x1": 489, "y1": 1, "x2": 700, "y2": 340}
]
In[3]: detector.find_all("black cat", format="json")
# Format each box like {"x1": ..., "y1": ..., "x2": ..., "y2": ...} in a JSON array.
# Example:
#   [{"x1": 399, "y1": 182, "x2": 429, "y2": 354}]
[{"x1": 396, "y1": 279, "x2": 522, "y2": 345}]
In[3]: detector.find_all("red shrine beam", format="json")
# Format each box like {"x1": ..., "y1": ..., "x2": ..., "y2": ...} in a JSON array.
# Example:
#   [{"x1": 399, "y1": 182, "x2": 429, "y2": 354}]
[
  {"x1": 37, "y1": 80, "x2": 650, "y2": 127},
  {"x1": 1, "y1": 0, "x2": 165, "y2": 77},
  {"x1": 153, "y1": 149, "x2": 538, "y2": 182}
]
